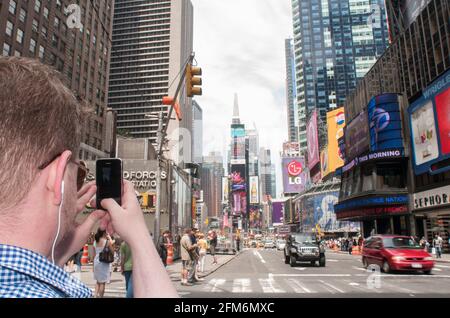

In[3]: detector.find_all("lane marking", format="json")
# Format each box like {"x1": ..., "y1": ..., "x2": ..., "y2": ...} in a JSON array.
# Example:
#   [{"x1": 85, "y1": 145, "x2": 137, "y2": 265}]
[
  {"x1": 253, "y1": 250, "x2": 266, "y2": 264},
  {"x1": 433, "y1": 268, "x2": 442, "y2": 272},
  {"x1": 294, "y1": 267, "x2": 306, "y2": 271},
  {"x1": 271, "y1": 274, "x2": 352, "y2": 277},
  {"x1": 204, "y1": 279, "x2": 226, "y2": 292},
  {"x1": 354, "y1": 274, "x2": 450, "y2": 278},
  {"x1": 284, "y1": 278, "x2": 314, "y2": 293},
  {"x1": 327, "y1": 259, "x2": 339, "y2": 262},
  {"x1": 232, "y1": 278, "x2": 252, "y2": 293},
  {"x1": 258, "y1": 278, "x2": 286, "y2": 293},
  {"x1": 319, "y1": 280, "x2": 345, "y2": 293},
  {"x1": 435, "y1": 264, "x2": 450, "y2": 269},
  {"x1": 349, "y1": 282, "x2": 360, "y2": 286},
  {"x1": 352, "y1": 266, "x2": 366, "y2": 271}
]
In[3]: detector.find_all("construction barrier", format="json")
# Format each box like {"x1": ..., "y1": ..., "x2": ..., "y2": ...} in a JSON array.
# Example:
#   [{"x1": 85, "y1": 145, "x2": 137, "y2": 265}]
[
  {"x1": 81, "y1": 244, "x2": 89, "y2": 265},
  {"x1": 352, "y1": 246, "x2": 361, "y2": 255},
  {"x1": 166, "y1": 244, "x2": 174, "y2": 265}
]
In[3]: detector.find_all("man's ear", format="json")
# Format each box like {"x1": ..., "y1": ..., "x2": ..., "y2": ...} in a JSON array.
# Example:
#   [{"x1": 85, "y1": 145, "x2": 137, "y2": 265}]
[{"x1": 46, "y1": 150, "x2": 72, "y2": 205}]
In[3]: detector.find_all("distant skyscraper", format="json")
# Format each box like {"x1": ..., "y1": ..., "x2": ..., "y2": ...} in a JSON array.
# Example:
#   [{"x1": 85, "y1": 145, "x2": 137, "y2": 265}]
[
  {"x1": 109, "y1": 0, "x2": 194, "y2": 163},
  {"x1": 291, "y1": 0, "x2": 389, "y2": 149},
  {"x1": 270, "y1": 164, "x2": 277, "y2": 198},
  {"x1": 192, "y1": 100, "x2": 203, "y2": 164},
  {"x1": 246, "y1": 126, "x2": 259, "y2": 176},
  {"x1": 259, "y1": 148, "x2": 274, "y2": 199},
  {"x1": 284, "y1": 39, "x2": 299, "y2": 144},
  {"x1": 201, "y1": 152, "x2": 224, "y2": 217},
  {"x1": 232, "y1": 93, "x2": 240, "y2": 125}
]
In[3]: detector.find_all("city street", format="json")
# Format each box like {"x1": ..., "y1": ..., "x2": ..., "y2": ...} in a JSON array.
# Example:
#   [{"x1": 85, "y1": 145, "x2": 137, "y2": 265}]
[{"x1": 176, "y1": 249, "x2": 450, "y2": 298}]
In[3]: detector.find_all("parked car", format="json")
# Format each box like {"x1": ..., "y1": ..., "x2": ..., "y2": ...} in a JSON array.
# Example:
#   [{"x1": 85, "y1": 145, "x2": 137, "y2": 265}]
[
  {"x1": 284, "y1": 233, "x2": 325, "y2": 267},
  {"x1": 361, "y1": 235, "x2": 435, "y2": 274},
  {"x1": 264, "y1": 239, "x2": 276, "y2": 249},
  {"x1": 276, "y1": 239, "x2": 286, "y2": 251},
  {"x1": 257, "y1": 241, "x2": 265, "y2": 248}
]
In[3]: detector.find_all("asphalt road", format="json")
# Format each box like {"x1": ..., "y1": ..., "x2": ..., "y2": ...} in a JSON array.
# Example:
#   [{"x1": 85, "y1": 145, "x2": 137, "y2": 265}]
[{"x1": 175, "y1": 248, "x2": 450, "y2": 298}]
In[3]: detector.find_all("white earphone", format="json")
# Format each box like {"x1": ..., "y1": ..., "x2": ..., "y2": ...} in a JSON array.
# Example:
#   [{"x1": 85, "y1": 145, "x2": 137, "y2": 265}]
[{"x1": 51, "y1": 181, "x2": 64, "y2": 264}]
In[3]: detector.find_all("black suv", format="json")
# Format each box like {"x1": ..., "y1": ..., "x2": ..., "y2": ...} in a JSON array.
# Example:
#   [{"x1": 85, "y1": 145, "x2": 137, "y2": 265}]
[{"x1": 284, "y1": 233, "x2": 326, "y2": 267}]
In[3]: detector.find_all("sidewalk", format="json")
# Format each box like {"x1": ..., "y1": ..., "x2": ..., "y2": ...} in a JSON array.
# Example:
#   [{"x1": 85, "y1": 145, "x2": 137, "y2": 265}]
[
  {"x1": 329, "y1": 248, "x2": 450, "y2": 263},
  {"x1": 166, "y1": 252, "x2": 239, "y2": 281}
]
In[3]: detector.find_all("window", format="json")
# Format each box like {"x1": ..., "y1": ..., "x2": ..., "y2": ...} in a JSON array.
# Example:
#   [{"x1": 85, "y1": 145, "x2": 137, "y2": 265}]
[
  {"x1": 376, "y1": 163, "x2": 405, "y2": 189},
  {"x1": 16, "y1": 28, "x2": 24, "y2": 44},
  {"x1": 32, "y1": 19, "x2": 39, "y2": 32},
  {"x1": 56, "y1": 0, "x2": 62, "y2": 9},
  {"x1": 19, "y1": 8, "x2": 26, "y2": 22},
  {"x1": 9, "y1": 0, "x2": 17, "y2": 15},
  {"x1": 54, "y1": 17, "x2": 60, "y2": 29},
  {"x1": 41, "y1": 26, "x2": 47, "y2": 38},
  {"x1": 52, "y1": 34, "x2": 58, "y2": 48},
  {"x1": 43, "y1": 7, "x2": 49, "y2": 19},
  {"x1": 14, "y1": 50, "x2": 21, "y2": 57},
  {"x1": 3, "y1": 43, "x2": 11, "y2": 56},
  {"x1": 29, "y1": 38, "x2": 36, "y2": 53},
  {"x1": 6, "y1": 21, "x2": 14, "y2": 37},
  {"x1": 39, "y1": 45, "x2": 45, "y2": 59},
  {"x1": 34, "y1": 0, "x2": 41, "y2": 13}
]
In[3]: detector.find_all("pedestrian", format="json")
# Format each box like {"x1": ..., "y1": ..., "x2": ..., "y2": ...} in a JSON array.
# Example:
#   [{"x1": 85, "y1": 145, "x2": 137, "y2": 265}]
[
  {"x1": 180, "y1": 228, "x2": 196, "y2": 286},
  {"x1": 236, "y1": 232, "x2": 241, "y2": 252},
  {"x1": 188, "y1": 228, "x2": 202, "y2": 283},
  {"x1": 158, "y1": 230, "x2": 169, "y2": 267},
  {"x1": 74, "y1": 247, "x2": 83, "y2": 272},
  {"x1": 433, "y1": 234, "x2": 443, "y2": 258},
  {"x1": 93, "y1": 229, "x2": 113, "y2": 298},
  {"x1": 197, "y1": 233, "x2": 208, "y2": 273},
  {"x1": 358, "y1": 236, "x2": 364, "y2": 253},
  {"x1": 209, "y1": 230, "x2": 218, "y2": 265},
  {"x1": 120, "y1": 241, "x2": 133, "y2": 298},
  {"x1": 348, "y1": 238, "x2": 353, "y2": 255}
]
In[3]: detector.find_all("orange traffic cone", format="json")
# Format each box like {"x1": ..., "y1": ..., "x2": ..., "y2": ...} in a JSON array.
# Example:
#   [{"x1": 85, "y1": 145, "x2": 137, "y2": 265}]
[
  {"x1": 166, "y1": 244, "x2": 174, "y2": 265},
  {"x1": 81, "y1": 244, "x2": 89, "y2": 265},
  {"x1": 352, "y1": 246, "x2": 361, "y2": 255}
]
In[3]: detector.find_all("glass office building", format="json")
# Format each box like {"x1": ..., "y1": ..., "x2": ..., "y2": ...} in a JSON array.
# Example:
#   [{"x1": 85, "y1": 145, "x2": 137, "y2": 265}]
[{"x1": 291, "y1": 0, "x2": 390, "y2": 149}]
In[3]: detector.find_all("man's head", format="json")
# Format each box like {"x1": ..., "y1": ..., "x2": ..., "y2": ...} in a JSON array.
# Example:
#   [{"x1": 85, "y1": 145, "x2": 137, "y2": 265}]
[{"x1": 0, "y1": 57, "x2": 86, "y2": 255}]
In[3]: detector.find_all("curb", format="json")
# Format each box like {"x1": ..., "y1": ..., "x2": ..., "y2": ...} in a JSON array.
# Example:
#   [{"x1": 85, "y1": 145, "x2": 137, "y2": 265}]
[{"x1": 167, "y1": 252, "x2": 241, "y2": 281}]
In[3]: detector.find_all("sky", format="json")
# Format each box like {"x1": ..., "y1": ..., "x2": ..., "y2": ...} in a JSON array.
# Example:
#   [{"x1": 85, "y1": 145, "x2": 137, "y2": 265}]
[{"x1": 191, "y1": 0, "x2": 293, "y2": 197}]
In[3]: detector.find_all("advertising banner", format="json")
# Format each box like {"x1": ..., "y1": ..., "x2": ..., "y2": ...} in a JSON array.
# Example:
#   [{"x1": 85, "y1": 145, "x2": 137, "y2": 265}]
[
  {"x1": 282, "y1": 157, "x2": 307, "y2": 194},
  {"x1": 345, "y1": 110, "x2": 370, "y2": 161},
  {"x1": 272, "y1": 201, "x2": 284, "y2": 224},
  {"x1": 249, "y1": 176, "x2": 259, "y2": 204},
  {"x1": 249, "y1": 207, "x2": 262, "y2": 229},
  {"x1": 435, "y1": 86, "x2": 450, "y2": 155},
  {"x1": 307, "y1": 110, "x2": 320, "y2": 169},
  {"x1": 230, "y1": 164, "x2": 246, "y2": 192},
  {"x1": 320, "y1": 147, "x2": 329, "y2": 177},
  {"x1": 323, "y1": 107, "x2": 346, "y2": 177},
  {"x1": 231, "y1": 126, "x2": 246, "y2": 138},
  {"x1": 368, "y1": 94, "x2": 403, "y2": 151},
  {"x1": 231, "y1": 136, "x2": 246, "y2": 159},
  {"x1": 409, "y1": 69, "x2": 450, "y2": 174},
  {"x1": 222, "y1": 177, "x2": 229, "y2": 204}
]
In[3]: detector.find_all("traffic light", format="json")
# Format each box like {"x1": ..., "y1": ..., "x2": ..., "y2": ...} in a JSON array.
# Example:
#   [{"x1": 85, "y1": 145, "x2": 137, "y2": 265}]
[{"x1": 185, "y1": 63, "x2": 202, "y2": 97}]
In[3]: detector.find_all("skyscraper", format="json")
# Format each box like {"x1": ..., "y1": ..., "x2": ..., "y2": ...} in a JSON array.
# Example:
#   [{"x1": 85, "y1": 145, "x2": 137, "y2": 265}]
[
  {"x1": 284, "y1": 38, "x2": 299, "y2": 144},
  {"x1": 192, "y1": 99, "x2": 203, "y2": 164},
  {"x1": 201, "y1": 151, "x2": 224, "y2": 218},
  {"x1": 259, "y1": 147, "x2": 274, "y2": 199},
  {"x1": 0, "y1": 0, "x2": 115, "y2": 160},
  {"x1": 291, "y1": 0, "x2": 389, "y2": 149},
  {"x1": 109, "y1": 0, "x2": 194, "y2": 163}
]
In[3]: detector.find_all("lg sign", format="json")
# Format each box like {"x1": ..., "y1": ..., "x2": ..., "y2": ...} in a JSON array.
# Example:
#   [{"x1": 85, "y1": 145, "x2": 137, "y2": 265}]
[{"x1": 287, "y1": 160, "x2": 304, "y2": 186}]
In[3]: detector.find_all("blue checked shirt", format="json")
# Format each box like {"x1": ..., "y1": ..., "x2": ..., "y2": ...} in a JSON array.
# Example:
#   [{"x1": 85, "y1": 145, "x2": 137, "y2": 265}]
[{"x1": 0, "y1": 244, "x2": 92, "y2": 298}]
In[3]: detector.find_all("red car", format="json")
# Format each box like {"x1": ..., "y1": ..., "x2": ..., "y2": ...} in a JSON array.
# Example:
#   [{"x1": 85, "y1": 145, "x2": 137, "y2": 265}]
[{"x1": 362, "y1": 235, "x2": 435, "y2": 274}]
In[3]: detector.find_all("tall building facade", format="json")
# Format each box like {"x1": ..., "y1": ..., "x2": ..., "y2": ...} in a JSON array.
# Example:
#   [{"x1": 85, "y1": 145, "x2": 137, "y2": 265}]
[
  {"x1": 284, "y1": 38, "x2": 299, "y2": 144},
  {"x1": 201, "y1": 151, "x2": 224, "y2": 217},
  {"x1": 192, "y1": 99, "x2": 203, "y2": 164},
  {"x1": 109, "y1": 0, "x2": 194, "y2": 164},
  {"x1": 0, "y1": 0, "x2": 115, "y2": 159},
  {"x1": 259, "y1": 147, "x2": 275, "y2": 199},
  {"x1": 291, "y1": 0, "x2": 390, "y2": 149}
]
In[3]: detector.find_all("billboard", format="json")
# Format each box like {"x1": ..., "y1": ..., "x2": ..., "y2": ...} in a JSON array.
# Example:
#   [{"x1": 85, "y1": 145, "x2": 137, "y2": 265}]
[
  {"x1": 282, "y1": 157, "x2": 307, "y2": 194},
  {"x1": 231, "y1": 126, "x2": 246, "y2": 138},
  {"x1": 230, "y1": 164, "x2": 246, "y2": 192},
  {"x1": 249, "y1": 176, "x2": 259, "y2": 204},
  {"x1": 222, "y1": 177, "x2": 229, "y2": 204},
  {"x1": 272, "y1": 201, "x2": 284, "y2": 224},
  {"x1": 231, "y1": 136, "x2": 246, "y2": 159},
  {"x1": 368, "y1": 94, "x2": 403, "y2": 151},
  {"x1": 249, "y1": 207, "x2": 262, "y2": 229},
  {"x1": 307, "y1": 110, "x2": 320, "y2": 169},
  {"x1": 344, "y1": 110, "x2": 370, "y2": 161},
  {"x1": 282, "y1": 141, "x2": 300, "y2": 156},
  {"x1": 323, "y1": 107, "x2": 346, "y2": 177},
  {"x1": 409, "y1": 69, "x2": 450, "y2": 174}
]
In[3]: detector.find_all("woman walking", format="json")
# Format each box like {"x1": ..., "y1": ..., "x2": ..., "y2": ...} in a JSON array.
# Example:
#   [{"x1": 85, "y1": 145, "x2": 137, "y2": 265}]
[
  {"x1": 197, "y1": 233, "x2": 208, "y2": 273},
  {"x1": 209, "y1": 231, "x2": 218, "y2": 265},
  {"x1": 93, "y1": 229, "x2": 113, "y2": 298}
]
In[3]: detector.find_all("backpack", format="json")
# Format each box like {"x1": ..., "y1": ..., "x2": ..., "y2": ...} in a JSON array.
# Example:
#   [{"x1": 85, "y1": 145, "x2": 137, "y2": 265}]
[{"x1": 99, "y1": 239, "x2": 114, "y2": 263}]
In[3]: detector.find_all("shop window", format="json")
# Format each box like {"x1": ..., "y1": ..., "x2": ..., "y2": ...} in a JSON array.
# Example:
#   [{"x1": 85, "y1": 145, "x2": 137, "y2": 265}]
[
  {"x1": 362, "y1": 164, "x2": 374, "y2": 192},
  {"x1": 376, "y1": 163, "x2": 405, "y2": 190},
  {"x1": 352, "y1": 166, "x2": 361, "y2": 195}
]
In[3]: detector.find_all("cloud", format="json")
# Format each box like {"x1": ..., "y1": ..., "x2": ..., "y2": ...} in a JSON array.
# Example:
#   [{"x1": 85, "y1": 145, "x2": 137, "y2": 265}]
[{"x1": 192, "y1": 0, "x2": 293, "y2": 196}]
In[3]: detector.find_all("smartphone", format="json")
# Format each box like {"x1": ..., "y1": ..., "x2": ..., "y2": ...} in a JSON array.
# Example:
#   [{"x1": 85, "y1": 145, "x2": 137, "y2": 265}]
[{"x1": 96, "y1": 158, "x2": 123, "y2": 209}]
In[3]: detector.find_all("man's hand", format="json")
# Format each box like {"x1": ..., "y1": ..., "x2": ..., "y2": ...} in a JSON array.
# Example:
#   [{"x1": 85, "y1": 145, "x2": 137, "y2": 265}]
[{"x1": 54, "y1": 182, "x2": 109, "y2": 266}]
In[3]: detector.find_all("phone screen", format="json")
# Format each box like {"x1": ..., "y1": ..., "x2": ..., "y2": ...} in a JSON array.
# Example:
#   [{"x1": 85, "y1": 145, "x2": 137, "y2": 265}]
[{"x1": 96, "y1": 159, "x2": 122, "y2": 208}]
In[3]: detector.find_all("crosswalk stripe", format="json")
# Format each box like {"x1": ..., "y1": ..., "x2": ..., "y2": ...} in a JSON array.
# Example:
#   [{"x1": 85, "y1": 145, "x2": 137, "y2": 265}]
[
  {"x1": 319, "y1": 280, "x2": 345, "y2": 293},
  {"x1": 435, "y1": 264, "x2": 450, "y2": 268},
  {"x1": 232, "y1": 279, "x2": 252, "y2": 293},
  {"x1": 353, "y1": 266, "x2": 366, "y2": 271},
  {"x1": 204, "y1": 279, "x2": 226, "y2": 292},
  {"x1": 258, "y1": 278, "x2": 286, "y2": 293},
  {"x1": 433, "y1": 268, "x2": 442, "y2": 271},
  {"x1": 284, "y1": 278, "x2": 314, "y2": 293}
]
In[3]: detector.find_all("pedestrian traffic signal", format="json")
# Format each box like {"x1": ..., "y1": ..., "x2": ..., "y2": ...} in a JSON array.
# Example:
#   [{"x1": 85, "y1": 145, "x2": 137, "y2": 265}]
[{"x1": 185, "y1": 63, "x2": 202, "y2": 97}]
